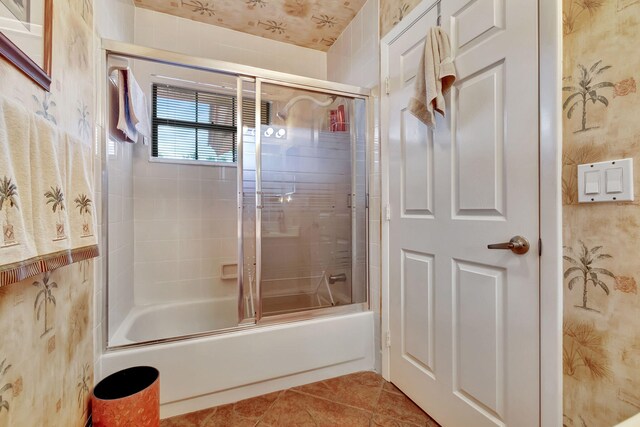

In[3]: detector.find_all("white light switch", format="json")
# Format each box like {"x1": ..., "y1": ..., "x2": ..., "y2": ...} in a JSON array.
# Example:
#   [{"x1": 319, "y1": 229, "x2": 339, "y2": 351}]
[
  {"x1": 584, "y1": 171, "x2": 600, "y2": 194},
  {"x1": 606, "y1": 168, "x2": 623, "y2": 193},
  {"x1": 578, "y1": 159, "x2": 634, "y2": 203}
]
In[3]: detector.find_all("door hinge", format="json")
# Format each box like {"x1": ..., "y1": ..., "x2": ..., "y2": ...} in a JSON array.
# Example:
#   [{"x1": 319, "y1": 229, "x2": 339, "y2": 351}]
[
  {"x1": 385, "y1": 77, "x2": 390, "y2": 95},
  {"x1": 385, "y1": 331, "x2": 391, "y2": 348},
  {"x1": 538, "y1": 238, "x2": 542, "y2": 256},
  {"x1": 385, "y1": 204, "x2": 391, "y2": 221}
]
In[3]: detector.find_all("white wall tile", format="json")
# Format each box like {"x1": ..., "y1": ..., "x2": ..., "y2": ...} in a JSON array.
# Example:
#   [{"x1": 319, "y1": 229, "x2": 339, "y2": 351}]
[
  {"x1": 134, "y1": 8, "x2": 327, "y2": 80},
  {"x1": 95, "y1": 0, "x2": 135, "y2": 42},
  {"x1": 327, "y1": 0, "x2": 382, "y2": 373}
]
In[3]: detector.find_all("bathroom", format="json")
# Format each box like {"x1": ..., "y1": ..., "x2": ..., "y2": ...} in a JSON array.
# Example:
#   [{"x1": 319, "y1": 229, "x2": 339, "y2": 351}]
[{"x1": 0, "y1": 0, "x2": 638, "y2": 426}]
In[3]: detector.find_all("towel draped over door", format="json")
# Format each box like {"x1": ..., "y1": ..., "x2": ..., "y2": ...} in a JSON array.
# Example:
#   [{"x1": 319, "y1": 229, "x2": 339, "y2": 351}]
[{"x1": 408, "y1": 27, "x2": 457, "y2": 128}]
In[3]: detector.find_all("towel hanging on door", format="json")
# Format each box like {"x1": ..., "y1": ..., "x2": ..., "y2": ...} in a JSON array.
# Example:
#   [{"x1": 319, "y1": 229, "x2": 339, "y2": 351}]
[{"x1": 408, "y1": 27, "x2": 457, "y2": 128}]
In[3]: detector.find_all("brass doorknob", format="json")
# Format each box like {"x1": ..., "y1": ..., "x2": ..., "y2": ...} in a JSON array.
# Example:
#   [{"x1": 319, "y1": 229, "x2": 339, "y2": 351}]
[{"x1": 487, "y1": 236, "x2": 530, "y2": 255}]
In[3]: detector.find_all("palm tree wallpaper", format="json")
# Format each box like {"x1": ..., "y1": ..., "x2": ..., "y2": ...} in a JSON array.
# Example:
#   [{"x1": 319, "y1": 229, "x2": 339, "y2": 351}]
[
  {"x1": 32, "y1": 93, "x2": 57, "y2": 125},
  {"x1": 380, "y1": 0, "x2": 421, "y2": 36},
  {"x1": 563, "y1": 0, "x2": 604, "y2": 35},
  {"x1": 563, "y1": 321, "x2": 610, "y2": 379},
  {"x1": 33, "y1": 272, "x2": 58, "y2": 337},
  {"x1": 0, "y1": 359, "x2": 12, "y2": 414},
  {"x1": 0, "y1": 0, "x2": 95, "y2": 425},
  {"x1": 0, "y1": 176, "x2": 19, "y2": 246},
  {"x1": 133, "y1": 0, "x2": 366, "y2": 51},
  {"x1": 563, "y1": 242, "x2": 615, "y2": 312},
  {"x1": 563, "y1": 0, "x2": 640, "y2": 424},
  {"x1": 76, "y1": 364, "x2": 90, "y2": 409},
  {"x1": 563, "y1": 61, "x2": 614, "y2": 133}
]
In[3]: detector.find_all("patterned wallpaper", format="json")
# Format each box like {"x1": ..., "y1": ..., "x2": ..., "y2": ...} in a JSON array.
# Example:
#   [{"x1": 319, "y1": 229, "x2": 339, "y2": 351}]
[
  {"x1": 562, "y1": 0, "x2": 640, "y2": 425},
  {"x1": 379, "y1": 0, "x2": 420, "y2": 37},
  {"x1": 0, "y1": 0, "x2": 96, "y2": 425},
  {"x1": 133, "y1": 0, "x2": 367, "y2": 51}
]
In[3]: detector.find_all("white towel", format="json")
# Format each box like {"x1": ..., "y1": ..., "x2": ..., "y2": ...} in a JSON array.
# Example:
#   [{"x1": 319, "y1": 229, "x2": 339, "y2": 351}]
[
  {"x1": 66, "y1": 133, "x2": 97, "y2": 248},
  {"x1": 408, "y1": 27, "x2": 457, "y2": 128},
  {"x1": 0, "y1": 95, "x2": 99, "y2": 287},
  {"x1": 0, "y1": 96, "x2": 37, "y2": 265},
  {"x1": 30, "y1": 111, "x2": 69, "y2": 249},
  {"x1": 117, "y1": 69, "x2": 151, "y2": 144},
  {"x1": 126, "y1": 70, "x2": 151, "y2": 144},
  {"x1": 117, "y1": 70, "x2": 138, "y2": 142}
]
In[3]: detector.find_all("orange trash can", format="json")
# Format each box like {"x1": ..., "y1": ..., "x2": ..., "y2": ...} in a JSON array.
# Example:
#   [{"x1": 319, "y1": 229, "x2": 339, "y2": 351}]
[{"x1": 91, "y1": 366, "x2": 160, "y2": 427}]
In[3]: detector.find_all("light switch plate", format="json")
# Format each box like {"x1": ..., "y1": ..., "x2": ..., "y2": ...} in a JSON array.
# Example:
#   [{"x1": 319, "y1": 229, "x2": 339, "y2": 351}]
[{"x1": 578, "y1": 158, "x2": 634, "y2": 203}]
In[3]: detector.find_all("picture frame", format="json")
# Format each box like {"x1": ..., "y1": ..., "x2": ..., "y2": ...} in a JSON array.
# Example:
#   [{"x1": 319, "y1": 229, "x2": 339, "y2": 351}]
[{"x1": 0, "y1": 0, "x2": 52, "y2": 91}]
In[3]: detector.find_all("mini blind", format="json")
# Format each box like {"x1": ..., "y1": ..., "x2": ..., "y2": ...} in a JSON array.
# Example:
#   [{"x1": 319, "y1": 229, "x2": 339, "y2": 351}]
[{"x1": 152, "y1": 84, "x2": 270, "y2": 163}]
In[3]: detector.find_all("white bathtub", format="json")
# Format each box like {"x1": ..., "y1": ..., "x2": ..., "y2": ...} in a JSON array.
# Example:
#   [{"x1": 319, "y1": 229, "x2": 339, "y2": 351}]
[
  {"x1": 109, "y1": 297, "x2": 238, "y2": 346},
  {"x1": 101, "y1": 307, "x2": 374, "y2": 418}
]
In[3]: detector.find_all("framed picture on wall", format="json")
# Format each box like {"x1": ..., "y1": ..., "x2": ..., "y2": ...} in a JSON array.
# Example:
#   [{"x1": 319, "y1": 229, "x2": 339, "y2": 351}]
[
  {"x1": 0, "y1": 0, "x2": 52, "y2": 91},
  {"x1": 1, "y1": 0, "x2": 29, "y2": 23}
]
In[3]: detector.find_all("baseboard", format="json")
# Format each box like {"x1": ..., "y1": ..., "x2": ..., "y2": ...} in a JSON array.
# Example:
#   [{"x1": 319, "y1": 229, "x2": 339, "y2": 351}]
[{"x1": 159, "y1": 358, "x2": 373, "y2": 419}]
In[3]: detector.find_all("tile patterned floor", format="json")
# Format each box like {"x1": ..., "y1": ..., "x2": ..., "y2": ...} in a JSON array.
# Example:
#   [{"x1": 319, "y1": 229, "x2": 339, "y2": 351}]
[{"x1": 160, "y1": 371, "x2": 440, "y2": 427}]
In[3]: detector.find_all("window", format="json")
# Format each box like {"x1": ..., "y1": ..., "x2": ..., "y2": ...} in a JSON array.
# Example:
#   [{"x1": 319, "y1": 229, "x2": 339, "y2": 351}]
[{"x1": 151, "y1": 84, "x2": 270, "y2": 164}]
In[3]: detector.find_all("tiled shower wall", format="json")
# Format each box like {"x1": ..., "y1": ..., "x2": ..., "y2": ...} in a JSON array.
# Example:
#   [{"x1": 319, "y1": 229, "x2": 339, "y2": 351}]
[
  {"x1": 132, "y1": 153, "x2": 238, "y2": 305},
  {"x1": 106, "y1": 142, "x2": 135, "y2": 336},
  {"x1": 327, "y1": 0, "x2": 381, "y2": 372},
  {"x1": 103, "y1": 5, "x2": 331, "y2": 340},
  {"x1": 328, "y1": 0, "x2": 380, "y2": 88},
  {"x1": 134, "y1": 7, "x2": 327, "y2": 81}
]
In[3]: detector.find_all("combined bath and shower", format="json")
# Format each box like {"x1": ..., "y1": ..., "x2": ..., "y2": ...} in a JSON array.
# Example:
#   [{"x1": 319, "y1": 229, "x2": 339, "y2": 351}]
[{"x1": 276, "y1": 94, "x2": 338, "y2": 121}]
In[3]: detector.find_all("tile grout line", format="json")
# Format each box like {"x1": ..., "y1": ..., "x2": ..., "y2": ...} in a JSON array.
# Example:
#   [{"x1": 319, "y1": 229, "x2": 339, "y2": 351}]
[
  {"x1": 250, "y1": 390, "x2": 284, "y2": 426},
  {"x1": 289, "y1": 387, "x2": 378, "y2": 419}
]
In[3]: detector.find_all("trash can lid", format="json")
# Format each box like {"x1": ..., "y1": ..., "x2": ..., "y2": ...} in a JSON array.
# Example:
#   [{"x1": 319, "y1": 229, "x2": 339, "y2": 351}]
[{"x1": 93, "y1": 366, "x2": 159, "y2": 401}]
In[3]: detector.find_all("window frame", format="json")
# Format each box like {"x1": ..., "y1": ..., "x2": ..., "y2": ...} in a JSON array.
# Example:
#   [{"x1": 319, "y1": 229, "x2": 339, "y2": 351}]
[{"x1": 148, "y1": 81, "x2": 269, "y2": 168}]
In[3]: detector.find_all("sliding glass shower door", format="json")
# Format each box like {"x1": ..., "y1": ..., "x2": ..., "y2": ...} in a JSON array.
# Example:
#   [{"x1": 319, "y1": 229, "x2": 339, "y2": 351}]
[{"x1": 243, "y1": 80, "x2": 368, "y2": 320}]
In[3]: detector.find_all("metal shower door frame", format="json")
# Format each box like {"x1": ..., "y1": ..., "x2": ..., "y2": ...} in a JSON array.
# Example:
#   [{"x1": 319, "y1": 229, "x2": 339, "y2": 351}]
[
  {"x1": 99, "y1": 39, "x2": 372, "y2": 349},
  {"x1": 250, "y1": 78, "x2": 370, "y2": 322}
]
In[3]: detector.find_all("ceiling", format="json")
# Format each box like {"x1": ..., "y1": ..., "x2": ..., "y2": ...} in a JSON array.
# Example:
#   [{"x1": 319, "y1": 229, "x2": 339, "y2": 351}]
[{"x1": 133, "y1": 0, "x2": 368, "y2": 52}]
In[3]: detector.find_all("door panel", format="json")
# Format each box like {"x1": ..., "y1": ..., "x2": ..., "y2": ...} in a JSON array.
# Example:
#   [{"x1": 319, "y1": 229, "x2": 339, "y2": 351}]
[
  {"x1": 453, "y1": 260, "x2": 505, "y2": 419},
  {"x1": 402, "y1": 109, "x2": 434, "y2": 216},
  {"x1": 453, "y1": 0, "x2": 505, "y2": 51},
  {"x1": 402, "y1": 250, "x2": 435, "y2": 375},
  {"x1": 453, "y1": 61, "x2": 504, "y2": 217},
  {"x1": 386, "y1": 0, "x2": 539, "y2": 425}
]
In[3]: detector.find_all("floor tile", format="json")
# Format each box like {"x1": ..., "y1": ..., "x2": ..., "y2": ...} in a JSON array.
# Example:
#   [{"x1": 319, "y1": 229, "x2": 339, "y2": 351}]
[
  {"x1": 375, "y1": 390, "x2": 434, "y2": 426},
  {"x1": 233, "y1": 391, "x2": 281, "y2": 420},
  {"x1": 382, "y1": 381, "x2": 403, "y2": 395},
  {"x1": 371, "y1": 413, "x2": 425, "y2": 427},
  {"x1": 160, "y1": 372, "x2": 439, "y2": 427},
  {"x1": 293, "y1": 370, "x2": 384, "y2": 411},
  {"x1": 202, "y1": 404, "x2": 257, "y2": 426},
  {"x1": 259, "y1": 390, "x2": 372, "y2": 426},
  {"x1": 160, "y1": 408, "x2": 217, "y2": 427}
]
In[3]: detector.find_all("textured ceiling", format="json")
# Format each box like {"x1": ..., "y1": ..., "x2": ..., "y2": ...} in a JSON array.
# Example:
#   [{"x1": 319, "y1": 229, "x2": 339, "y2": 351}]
[{"x1": 133, "y1": 0, "x2": 368, "y2": 52}]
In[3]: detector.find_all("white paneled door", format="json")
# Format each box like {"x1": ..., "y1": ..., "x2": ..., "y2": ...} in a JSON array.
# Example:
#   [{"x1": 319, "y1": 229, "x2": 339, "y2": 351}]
[{"x1": 385, "y1": 0, "x2": 539, "y2": 426}]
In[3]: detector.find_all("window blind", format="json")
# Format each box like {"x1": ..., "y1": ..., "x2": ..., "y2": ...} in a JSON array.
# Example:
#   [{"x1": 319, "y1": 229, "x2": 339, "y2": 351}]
[{"x1": 151, "y1": 84, "x2": 270, "y2": 163}]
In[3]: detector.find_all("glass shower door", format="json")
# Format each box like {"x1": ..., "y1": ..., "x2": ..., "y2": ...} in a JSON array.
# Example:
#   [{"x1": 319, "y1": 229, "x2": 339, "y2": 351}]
[{"x1": 254, "y1": 81, "x2": 365, "y2": 318}]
